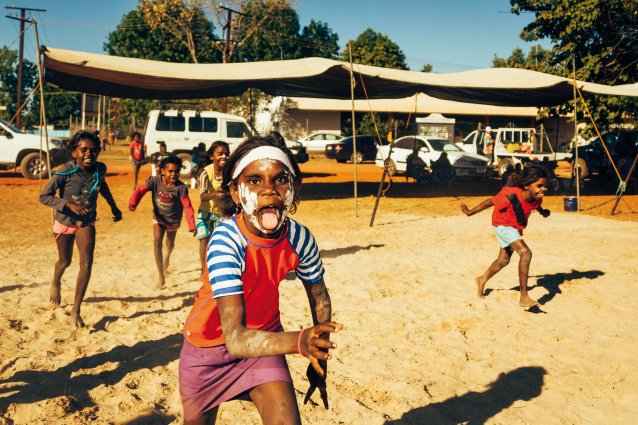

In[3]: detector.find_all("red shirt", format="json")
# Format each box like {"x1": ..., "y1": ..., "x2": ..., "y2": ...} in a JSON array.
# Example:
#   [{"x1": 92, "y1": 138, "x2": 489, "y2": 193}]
[
  {"x1": 129, "y1": 140, "x2": 146, "y2": 161},
  {"x1": 491, "y1": 186, "x2": 541, "y2": 233}
]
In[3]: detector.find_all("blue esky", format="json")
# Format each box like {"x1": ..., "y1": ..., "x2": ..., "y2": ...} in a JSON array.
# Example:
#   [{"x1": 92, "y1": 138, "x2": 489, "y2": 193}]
[{"x1": 1, "y1": 0, "x2": 550, "y2": 73}]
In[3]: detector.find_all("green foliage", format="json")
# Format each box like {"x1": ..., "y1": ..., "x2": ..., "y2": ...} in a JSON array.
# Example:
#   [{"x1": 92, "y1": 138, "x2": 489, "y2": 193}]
[
  {"x1": 342, "y1": 112, "x2": 391, "y2": 138},
  {"x1": 510, "y1": 0, "x2": 638, "y2": 128},
  {"x1": 299, "y1": 20, "x2": 340, "y2": 59},
  {"x1": 0, "y1": 46, "x2": 38, "y2": 125},
  {"x1": 421, "y1": 64, "x2": 433, "y2": 73},
  {"x1": 342, "y1": 28, "x2": 408, "y2": 70},
  {"x1": 234, "y1": 1, "x2": 302, "y2": 61}
]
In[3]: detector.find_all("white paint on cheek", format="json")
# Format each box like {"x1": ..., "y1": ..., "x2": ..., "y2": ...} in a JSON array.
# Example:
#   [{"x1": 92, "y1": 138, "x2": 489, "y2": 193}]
[{"x1": 238, "y1": 182, "x2": 266, "y2": 233}]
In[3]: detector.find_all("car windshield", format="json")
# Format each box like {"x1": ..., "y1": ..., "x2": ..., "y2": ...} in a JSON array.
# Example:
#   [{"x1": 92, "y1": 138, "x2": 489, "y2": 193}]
[
  {"x1": 427, "y1": 139, "x2": 462, "y2": 152},
  {"x1": 0, "y1": 118, "x2": 21, "y2": 133}
]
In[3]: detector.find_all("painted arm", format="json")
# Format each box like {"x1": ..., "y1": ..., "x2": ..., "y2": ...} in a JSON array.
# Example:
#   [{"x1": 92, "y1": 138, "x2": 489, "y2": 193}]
[
  {"x1": 460, "y1": 198, "x2": 494, "y2": 216},
  {"x1": 216, "y1": 294, "x2": 339, "y2": 372}
]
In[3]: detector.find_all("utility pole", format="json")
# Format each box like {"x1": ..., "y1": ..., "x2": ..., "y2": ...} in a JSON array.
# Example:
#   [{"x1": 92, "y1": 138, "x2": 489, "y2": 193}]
[
  {"x1": 218, "y1": 4, "x2": 244, "y2": 113},
  {"x1": 5, "y1": 6, "x2": 46, "y2": 128}
]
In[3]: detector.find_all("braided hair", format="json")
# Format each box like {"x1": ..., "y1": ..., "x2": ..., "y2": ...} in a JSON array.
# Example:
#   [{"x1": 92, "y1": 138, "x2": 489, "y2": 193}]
[{"x1": 510, "y1": 162, "x2": 549, "y2": 188}]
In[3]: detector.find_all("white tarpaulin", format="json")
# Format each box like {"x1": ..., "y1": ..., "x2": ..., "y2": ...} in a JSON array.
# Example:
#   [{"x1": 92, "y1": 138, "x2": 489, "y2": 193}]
[{"x1": 42, "y1": 46, "x2": 638, "y2": 107}]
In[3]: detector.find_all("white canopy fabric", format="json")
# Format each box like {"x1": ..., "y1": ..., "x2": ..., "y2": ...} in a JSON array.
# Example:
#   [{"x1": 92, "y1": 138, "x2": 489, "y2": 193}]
[{"x1": 41, "y1": 46, "x2": 638, "y2": 107}]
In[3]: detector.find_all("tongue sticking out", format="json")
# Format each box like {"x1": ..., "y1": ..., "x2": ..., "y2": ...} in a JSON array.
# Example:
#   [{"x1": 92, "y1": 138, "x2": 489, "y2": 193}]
[{"x1": 260, "y1": 209, "x2": 280, "y2": 230}]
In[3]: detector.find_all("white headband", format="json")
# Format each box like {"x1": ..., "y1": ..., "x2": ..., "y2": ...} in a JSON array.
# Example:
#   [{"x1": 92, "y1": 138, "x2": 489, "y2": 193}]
[{"x1": 231, "y1": 146, "x2": 296, "y2": 179}]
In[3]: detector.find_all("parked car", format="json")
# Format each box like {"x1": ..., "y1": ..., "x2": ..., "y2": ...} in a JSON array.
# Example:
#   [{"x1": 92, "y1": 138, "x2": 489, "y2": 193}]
[
  {"x1": 570, "y1": 129, "x2": 638, "y2": 179},
  {"x1": 325, "y1": 135, "x2": 389, "y2": 163},
  {"x1": 298, "y1": 131, "x2": 343, "y2": 153},
  {"x1": 0, "y1": 118, "x2": 68, "y2": 179},
  {"x1": 284, "y1": 139, "x2": 309, "y2": 164},
  {"x1": 375, "y1": 135, "x2": 489, "y2": 179}
]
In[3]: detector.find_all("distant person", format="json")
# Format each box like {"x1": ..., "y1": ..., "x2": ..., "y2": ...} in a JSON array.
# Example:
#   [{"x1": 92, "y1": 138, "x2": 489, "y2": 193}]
[
  {"x1": 505, "y1": 163, "x2": 523, "y2": 187},
  {"x1": 190, "y1": 143, "x2": 207, "y2": 188},
  {"x1": 431, "y1": 151, "x2": 455, "y2": 187},
  {"x1": 484, "y1": 126, "x2": 494, "y2": 155},
  {"x1": 129, "y1": 156, "x2": 196, "y2": 289},
  {"x1": 501, "y1": 164, "x2": 515, "y2": 187},
  {"x1": 460, "y1": 163, "x2": 551, "y2": 308},
  {"x1": 150, "y1": 142, "x2": 169, "y2": 177},
  {"x1": 179, "y1": 135, "x2": 342, "y2": 424},
  {"x1": 195, "y1": 141, "x2": 230, "y2": 275},
  {"x1": 39, "y1": 131, "x2": 123, "y2": 328},
  {"x1": 129, "y1": 131, "x2": 146, "y2": 189}
]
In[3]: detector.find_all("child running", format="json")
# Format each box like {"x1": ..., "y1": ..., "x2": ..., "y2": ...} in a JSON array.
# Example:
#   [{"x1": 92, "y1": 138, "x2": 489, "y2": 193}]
[
  {"x1": 461, "y1": 163, "x2": 551, "y2": 308},
  {"x1": 195, "y1": 141, "x2": 230, "y2": 275},
  {"x1": 179, "y1": 135, "x2": 343, "y2": 425},
  {"x1": 129, "y1": 131, "x2": 146, "y2": 188},
  {"x1": 39, "y1": 131, "x2": 123, "y2": 328},
  {"x1": 129, "y1": 156, "x2": 196, "y2": 289}
]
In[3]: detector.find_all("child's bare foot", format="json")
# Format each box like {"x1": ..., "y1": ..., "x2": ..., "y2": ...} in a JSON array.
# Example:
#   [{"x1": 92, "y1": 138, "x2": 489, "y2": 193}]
[
  {"x1": 475, "y1": 277, "x2": 486, "y2": 298},
  {"x1": 71, "y1": 312, "x2": 86, "y2": 328},
  {"x1": 49, "y1": 282, "x2": 61, "y2": 306},
  {"x1": 158, "y1": 274, "x2": 165, "y2": 290},
  {"x1": 519, "y1": 295, "x2": 540, "y2": 308}
]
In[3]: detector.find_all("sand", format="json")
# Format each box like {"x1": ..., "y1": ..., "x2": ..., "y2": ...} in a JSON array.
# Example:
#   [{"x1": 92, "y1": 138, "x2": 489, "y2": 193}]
[{"x1": 1, "y1": 150, "x2": 637, "y2": 424}]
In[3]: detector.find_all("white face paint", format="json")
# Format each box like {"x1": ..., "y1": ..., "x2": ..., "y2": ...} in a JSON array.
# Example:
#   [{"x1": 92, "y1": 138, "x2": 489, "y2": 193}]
[{"x1": 236, "y1": 160, "x2": 296, "y2": 236}]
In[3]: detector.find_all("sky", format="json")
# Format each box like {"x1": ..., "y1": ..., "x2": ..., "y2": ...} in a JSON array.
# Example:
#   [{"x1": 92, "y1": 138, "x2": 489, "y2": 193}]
[{"x1": 1, "y1": 0, "x2": 551, "y2": 73}]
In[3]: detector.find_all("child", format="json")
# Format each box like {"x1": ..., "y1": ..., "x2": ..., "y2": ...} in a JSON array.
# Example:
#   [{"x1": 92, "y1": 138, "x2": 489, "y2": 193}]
[
  {"x1": 179, "y1": 135, "x2": 343, "y2": 424},
  {"x1": 460, "y1": 163, "x2": 551, "y2": 308},
  {"x1": 39, "y1": 131, "x2": 123, "y2": 328},
  {"x1": 195, "y1": 141, "x2": 230, "y2": 275},
  {"x1": 129, "y1": 131, "x2": 147, "y2": 188},
  {"x1": 150, "y1": 142, "x2": 169, "y2": 177},
  {"x1": 129, "y1": 156, "x2": 196, "y2": 289}
]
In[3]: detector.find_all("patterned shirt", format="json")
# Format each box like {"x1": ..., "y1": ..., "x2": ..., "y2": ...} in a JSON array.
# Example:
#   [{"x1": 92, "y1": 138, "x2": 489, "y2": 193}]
[
  {"x1": 491, "y1": 186, "x2": 541, "y2": 233},
  {"x1": 183, "y1": 213, "x2": 325, "y2": 347}
]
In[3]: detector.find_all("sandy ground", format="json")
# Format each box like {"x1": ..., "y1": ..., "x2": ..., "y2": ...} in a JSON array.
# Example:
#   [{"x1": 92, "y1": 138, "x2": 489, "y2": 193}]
[{"x1": 1, "y1": 149, "x2": 637, "y2": 424}]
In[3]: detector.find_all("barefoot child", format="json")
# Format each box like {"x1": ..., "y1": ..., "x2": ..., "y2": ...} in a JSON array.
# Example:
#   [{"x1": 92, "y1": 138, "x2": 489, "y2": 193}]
[
  {"x1": 179, "y1": 135, "x2": 343, "y2": 424},
  {"x1": 129, "y1": 131, "x2": 146, "y2": 188},
  {"x1": 460, "y1": 163, "x2": 551, "y2": 308},
  {"x1": 39, "y1": 131, "x2": 123, "y2": 327},
  {"x1": 195, "y1": 141, "x2": 229, "y2": 275},
  {"x1": 129, "y1": 156, "x2": 196, "y2": 288}
]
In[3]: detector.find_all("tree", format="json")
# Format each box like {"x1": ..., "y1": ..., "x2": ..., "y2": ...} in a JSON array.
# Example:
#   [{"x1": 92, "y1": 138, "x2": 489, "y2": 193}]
[
  {"x1": 299, "y1": 19, "x2": 339, "y2": 59},
  {"x1": 510, "y1": 0, "x2": 638, "y2": 126},
  {"x1": 0, "y1": 46, "x2": 37, "y2": 125},
  {"x1": 233, "y1": 0, "x2": 302, "y2": 62},
  {"x1": 342, "y1": 28, "x2": 408, "y2": 70},
  {"x1": 421, "y1": 64, "x2": 433, "y2": 73}
]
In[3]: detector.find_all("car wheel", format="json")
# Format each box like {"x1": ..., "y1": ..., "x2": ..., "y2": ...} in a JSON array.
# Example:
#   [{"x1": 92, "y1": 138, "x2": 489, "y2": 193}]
[
  {"x1": 350, "y1": 151, "x2": 363, "y2": 163},
  {"x1": 176, "y1": 153, "x2": 193, "y2": 178},
  {"x1": 571, "y1": 157, "x2": 588, "y2": 179},
  {"x1": 20, "y1": 152, "x2": 48, "y2": 179},
  {"x1": 497, "y1": 158, "x2": 514, "y2": 177},
  {"x1": 384, "y1": 158, "x2": 397, "y2": 176}
]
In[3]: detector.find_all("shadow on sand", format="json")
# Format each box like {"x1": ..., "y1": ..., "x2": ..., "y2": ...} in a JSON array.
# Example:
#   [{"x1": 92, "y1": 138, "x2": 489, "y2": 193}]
[
  {"x1": 385, "y1": 366, "x2": 546, "y2": 425},
  {"x1": 510, "y1": 269, "x2": 605, "y2": 306},
  {"x1": 0, "y1": 333, "x2": 182, "y2": 417}
]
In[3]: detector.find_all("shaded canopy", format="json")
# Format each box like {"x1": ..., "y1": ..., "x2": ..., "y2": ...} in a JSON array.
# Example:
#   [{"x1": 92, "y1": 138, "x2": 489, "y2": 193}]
[{"x1": 42, "y1": 46, "x2": 638, "y2": 107}]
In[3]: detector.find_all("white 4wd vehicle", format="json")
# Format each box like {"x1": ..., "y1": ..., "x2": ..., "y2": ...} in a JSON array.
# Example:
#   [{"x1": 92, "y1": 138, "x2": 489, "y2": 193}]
[
  {"x1": 143, "y1": 110, "x2": 251, "y2": 175},
  {"x1": 375, "y1": 136, "x2": 489, "y2": 178},
  {"x1": 0, "y1": 118, "x2": 68, "y2": 179}
]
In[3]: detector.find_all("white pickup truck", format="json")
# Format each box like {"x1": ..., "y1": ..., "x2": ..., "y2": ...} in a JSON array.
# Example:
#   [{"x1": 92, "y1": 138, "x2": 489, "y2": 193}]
[
  {"x1": 0, "y1": 118, "x2": 68, "y2": 179},
  {"x1": 457, "y1": 126, "x2": 571, "y2": 176}
]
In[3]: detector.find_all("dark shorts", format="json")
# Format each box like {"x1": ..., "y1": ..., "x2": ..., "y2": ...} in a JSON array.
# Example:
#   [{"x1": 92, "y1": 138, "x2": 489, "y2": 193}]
[{"x1": 179, "y1": 339, "x2": 292, "y2": 421}]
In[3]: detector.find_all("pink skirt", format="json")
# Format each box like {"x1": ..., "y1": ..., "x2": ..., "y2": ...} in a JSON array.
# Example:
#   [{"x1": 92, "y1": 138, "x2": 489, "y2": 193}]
[{"x1": 179, "y1": 339, "x2": 293, "y2": 421}]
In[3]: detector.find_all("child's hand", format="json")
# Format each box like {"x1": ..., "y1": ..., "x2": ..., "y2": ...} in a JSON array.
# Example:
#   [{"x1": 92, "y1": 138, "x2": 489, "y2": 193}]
[
  {"x1": 191, "y1": 228, "x2": 197, "y2": 237},
  {"x1": 460, "y1": 203, "x2": 471, "y2": 216},
  {"x1": 128, "y1": 204, "x2": 136, "y2": 212},
  {"x1": 66, "y1": 202, "x2": 89, "y2": 216},
  {"x1": 112, "y1": 208, "x2": 123, "y2": 222},
  {"x1": 298, "y1": 322, "x2": 343, "y2": 376},
  {"x1": 304, "y1": 362, "x2": 329, "y2": 409},
  {"x1": 540, "y1": 208, "x2": 551, "y2": 218}
]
